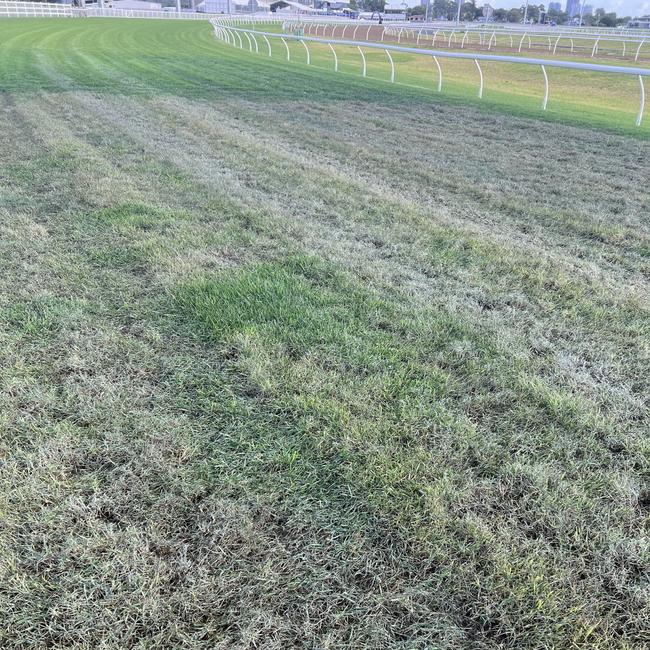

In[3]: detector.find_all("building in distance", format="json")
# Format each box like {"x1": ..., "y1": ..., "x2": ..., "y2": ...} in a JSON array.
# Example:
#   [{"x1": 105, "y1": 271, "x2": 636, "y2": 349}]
[{"x1": 565, "y1": 0, "x2": 580, "y2": 17}]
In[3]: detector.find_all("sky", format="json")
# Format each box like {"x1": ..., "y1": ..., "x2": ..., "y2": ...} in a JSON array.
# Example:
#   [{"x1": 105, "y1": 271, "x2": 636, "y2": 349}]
[{"x1": 487, "y1": 0, "x2": 649, "y2": 15}]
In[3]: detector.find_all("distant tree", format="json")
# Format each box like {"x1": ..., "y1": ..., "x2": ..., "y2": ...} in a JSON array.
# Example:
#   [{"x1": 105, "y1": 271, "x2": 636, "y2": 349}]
[
  {"x1": 547, "y1": 7, "x2": 568, "y2": 23},
  {"x1": 432, "y1": 0, "x2": 457, "y2": 20},
  {"x1": 360, "y1": 0, "x2": 385, "y2": 11},
  {"x1": 408, "y1": 4, "x2": 425, "y2": 15},
  {"x1": 459, "y1": 0, "x2": 481, "y2": 21},
  {"x1": 507, "y1": 7, "x2": 522, "y2": 22},
  {"x1": 593, "y1": 7, "x2": 617, "y2": 26},
  {"x1": 521, "y1": 3, "x2": 544, "y2": 22}
]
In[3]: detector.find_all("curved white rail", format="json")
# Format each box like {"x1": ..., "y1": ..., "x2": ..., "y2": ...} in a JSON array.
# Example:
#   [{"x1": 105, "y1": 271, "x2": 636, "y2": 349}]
[
  {"x1": 300, "y1": 39, "x2": 310, "y2": 65},
  {"x1": 432, "y1": 55, "x2": 442, "y2": 92},
  {"x1": 386, "y1": 49, "x2": 395, "y2": 83},
  {"x1": 329, "y1": 43, "x2": 338, "y2": 72},
  {"x1": 541, "y1": 64, "x2": 549, "y2": 110},
  {"x1": 358, "y1": 45, "x2": 366, "y2": 77},
  {"x1": 474, "y1": 59, "x2": 483, "y2": 98},
  {"x1": 213, "y1": 21, "x2": 650, "y2": 127}
]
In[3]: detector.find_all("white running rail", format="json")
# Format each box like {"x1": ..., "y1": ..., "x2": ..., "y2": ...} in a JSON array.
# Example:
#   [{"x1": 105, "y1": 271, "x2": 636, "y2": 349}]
[
  {"x1": 0, "y1": 1, "x2": 74, "y2": 17},
  {"x1": 0, "y1": 1, "x2": 225, "y2": 19},
  {"x1": 212, "y1": 21, "x2": 649, "y2": 127}
]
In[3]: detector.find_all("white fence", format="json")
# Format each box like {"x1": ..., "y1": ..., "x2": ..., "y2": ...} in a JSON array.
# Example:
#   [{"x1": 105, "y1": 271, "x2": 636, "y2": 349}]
[
  {"x1": 213, "y1": 19, "x2": 649, "y2": 127},
  {"x1": 86, "y1": 8, "x2": 214, "y2": 19},
  {"x1": 381, "y1": 25, "x2": 649, "y2": 61},
  {"x1": 0, "y1": 1, "x2": 74, "y2": 17},
  {"x1": 280, "y1": 20, "x2": 650, "y2": 62},
  {"x1": 0, "y1": 1, "x2": 244, "y2": 19}
]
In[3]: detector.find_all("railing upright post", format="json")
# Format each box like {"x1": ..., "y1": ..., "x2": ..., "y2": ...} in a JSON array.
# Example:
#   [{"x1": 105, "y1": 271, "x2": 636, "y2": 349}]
[
  {"x1": 385, "y1": 49, "x2": 394, "y2": 82},
  {"x1": 432, "y1": 55, "x2": 442, "y2": 92},
  {"x1": 635, "y1": 39, "x2": 645, "y2": 62},
  {"x1": 474, "y1": 59, "x2": 483, "y2": 98},
  {"x1": 358, "y1": 46, "x2": 366, "y2": 77},
  {"x1": 300, "y1": 39, "x2": 310, "y2": 65},
  {"x1": 328, "y1": 43, "x2": 338, "y2": 72},
  {"x1": 638, "y1": 75, "x2": 646, "y2": 127},
  {"x1": 281, "y1": 36, "x2": 290, "y2": 61},
  {"x1": 263, "y1": 34, "x2": 272, "y2": 57}
]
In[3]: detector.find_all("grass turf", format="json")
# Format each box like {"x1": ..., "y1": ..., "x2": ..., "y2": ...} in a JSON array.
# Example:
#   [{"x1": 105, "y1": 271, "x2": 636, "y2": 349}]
[{"x1": 0, "y1": 16, "x2": 649, "y2": 649}]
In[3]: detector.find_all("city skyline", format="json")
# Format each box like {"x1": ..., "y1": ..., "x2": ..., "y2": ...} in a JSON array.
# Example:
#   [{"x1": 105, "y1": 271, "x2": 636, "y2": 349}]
[{"x1": 487, "y1": 0, "x2": 649, "y2": 16}]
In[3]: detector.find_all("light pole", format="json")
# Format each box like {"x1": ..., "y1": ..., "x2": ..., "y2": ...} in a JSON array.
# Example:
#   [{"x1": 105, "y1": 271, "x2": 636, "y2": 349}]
[
  {"x1": 523, "y1": 0, "x2": 529, "y2": 24},
  {"x1": 456, "y1": 0, "x2": 461, "y2": 24},
  {"x1": 578, "y1": 0, "x2": 586, "y2": 26}
]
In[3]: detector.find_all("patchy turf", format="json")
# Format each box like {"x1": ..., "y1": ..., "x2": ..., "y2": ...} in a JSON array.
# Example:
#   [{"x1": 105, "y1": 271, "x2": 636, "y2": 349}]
[{"x1": 0, "y1": 17, "x2": 649, "y2": 650}]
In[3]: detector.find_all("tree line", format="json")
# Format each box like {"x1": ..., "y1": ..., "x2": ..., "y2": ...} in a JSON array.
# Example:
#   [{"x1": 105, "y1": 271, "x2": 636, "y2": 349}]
[{"x1": 350, "y1": 0, "x2": 632, "y2": 26}]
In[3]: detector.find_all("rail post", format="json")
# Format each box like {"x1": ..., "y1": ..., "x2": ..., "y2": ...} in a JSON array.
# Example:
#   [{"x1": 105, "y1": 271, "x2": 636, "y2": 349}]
[
  {"x1": 300, "y1": 39, "x2": 310, "y2": 65},
  {"x1": 474, "y1": 58, "x2": 483, "y2": 98},
  {"x1": 358, "y1": 45, "x2": 366, "y2": 77},
  {"x1": 386, "y1": 49, "x2": 394, "y2": 82},
  {"x1": 638, "y1": 75, "x2": 646, "y2": 127},
  {"x1": 328, "y1": 42, "x2": 338, "y2": 71},
  {"x1": 518, "y1": 34, "x2": 526, "y2": 53},
  {"x1": 432, "y1": 55, "x2": 442, "y2": 92},
  {"x1": 591, "y1": 36, "x2": 600, "y2": 57},
  {"x1": 635, "y1": 39, "x2": 645, "y2": 62}
]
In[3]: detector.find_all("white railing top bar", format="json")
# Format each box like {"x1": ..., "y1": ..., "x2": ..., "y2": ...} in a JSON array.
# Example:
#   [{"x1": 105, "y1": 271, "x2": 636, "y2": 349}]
[
  {"x1": 382, "y1": 25, "x2": 650, "y2": 44},
  {"x1": 386, "y1": 21, "x2": 650, "y2": 38},
  {"x1": 219, "y1": 16, "x2": 650, "y2": 46},
  {"x1": 225, "y1": 16, "x2": 650, "y2": 40},
  {"x1": 278, "y1": 16, "x2": 650, "y2": 39},
  {"x1": 213, "y1": 18, "x2": 648, "y2": 125},
  {"x1": 215, "y1": 22, "x2": 650, "y2": 77}
]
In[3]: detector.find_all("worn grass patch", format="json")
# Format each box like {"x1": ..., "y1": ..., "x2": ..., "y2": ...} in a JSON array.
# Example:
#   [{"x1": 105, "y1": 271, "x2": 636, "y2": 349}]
[{"x1": 176, "y1": 257, "x2": 649, "y2": 648}]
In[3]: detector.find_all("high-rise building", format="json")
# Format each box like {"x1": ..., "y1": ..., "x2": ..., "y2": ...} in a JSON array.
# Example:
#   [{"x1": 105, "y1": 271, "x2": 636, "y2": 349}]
[
  {"x1": 548, "y1": 2, "x2": 561, "y2": 11},
  {"x1": 566, "y1": 0, "x2": 580, "y2": 17}
]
